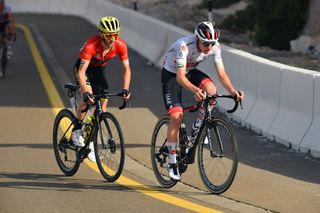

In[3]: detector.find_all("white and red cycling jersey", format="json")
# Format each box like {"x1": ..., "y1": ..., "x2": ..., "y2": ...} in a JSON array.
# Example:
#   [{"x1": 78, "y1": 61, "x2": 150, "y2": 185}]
[{"x1": 163, "y1": 35, "x2": 224, "y2": 73}]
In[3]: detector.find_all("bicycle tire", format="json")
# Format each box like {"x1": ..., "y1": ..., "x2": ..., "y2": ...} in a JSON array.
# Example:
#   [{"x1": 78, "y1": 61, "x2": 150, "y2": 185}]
[
  {"x1": 94, "y1": 112, "x2": 125, "y2": 182},
  {"x1": 52, "y1": 109, "x2": 80, "y2": 176},
  {"x1": 0, "y1": 44, "x2": 6, "y2": 78},
  {"x1": 1, "y1": 44, "x2": 7, "y2": 77},
  {"x1": 197, "y1": 117, "x2": 238, "y2": 194},
  {"x1": 151, "y1": 115, "x2": 178, "y2": 188}
]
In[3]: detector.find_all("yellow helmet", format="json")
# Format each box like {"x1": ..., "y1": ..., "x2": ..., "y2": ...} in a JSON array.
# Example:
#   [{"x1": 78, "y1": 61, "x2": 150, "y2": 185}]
[{"x1": 97, "y1": 16, "x2": 121, "y2": 34}]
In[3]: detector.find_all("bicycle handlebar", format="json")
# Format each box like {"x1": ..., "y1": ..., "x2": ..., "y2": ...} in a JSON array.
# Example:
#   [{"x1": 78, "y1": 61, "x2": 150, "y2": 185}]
[
  {"x1": 81, "y1": 91, "x2": 130, "y2": 113},
  {"x1": 186, "y1": 93, "x2": 243, "y2": 114}
]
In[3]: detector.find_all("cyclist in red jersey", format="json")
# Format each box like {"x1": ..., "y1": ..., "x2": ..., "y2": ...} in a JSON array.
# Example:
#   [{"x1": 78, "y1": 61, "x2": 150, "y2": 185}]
[
  {"x1": 0, "y1": 0, "x2": 16, "y2": 59},
  {"x1": 72, "y1": 16, "x2": 132, "y2": 162}
]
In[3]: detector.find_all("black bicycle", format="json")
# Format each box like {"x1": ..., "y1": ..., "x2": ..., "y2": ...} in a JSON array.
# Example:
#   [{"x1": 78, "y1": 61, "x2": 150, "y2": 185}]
[
  {"x1": 0, "y1": 32, "x2": 8, "y2": 78},
  {"x1": 151, "y1": 94, "x2": 241, "y2": 194},
  {"x1": 53, "y1": 83, "x2": 129, "y2": 182}
]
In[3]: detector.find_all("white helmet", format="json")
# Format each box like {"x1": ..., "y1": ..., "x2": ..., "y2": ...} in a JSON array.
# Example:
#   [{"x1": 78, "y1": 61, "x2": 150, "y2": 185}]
[{"x1": 194, "y1": 21, "x2": 220, "y2": 44}]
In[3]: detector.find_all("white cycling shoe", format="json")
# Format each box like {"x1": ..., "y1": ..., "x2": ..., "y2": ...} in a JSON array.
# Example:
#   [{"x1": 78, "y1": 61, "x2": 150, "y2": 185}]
[
  {"x1": 71, "y1": 129, "x2": 85, "y2": 147},
  {"x1": 167, "y1": 163, "x2": 180, "y2": 180},
  {"x1": 87, "y1": 141, "x2": 96, "y2": 162},
  {"x1": 203, "y1": 136, "x2": 209, "y2": 144}
]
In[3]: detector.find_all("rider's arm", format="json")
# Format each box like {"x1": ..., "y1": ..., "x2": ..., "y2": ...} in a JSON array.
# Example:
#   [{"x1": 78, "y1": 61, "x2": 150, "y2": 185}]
[
  {"x1": 117, "y1": 39, "x2": 131, "y2": 98},
  {"x1": 176, "y1": 66, "x2": 199, "y2": 94},
  {"x1": 177, "y1": 65, "x2": 205, "y2": 102},
  {"x1": 215, "y1": 63, "x2": 237, "y2": 96},
  {"x1": 78, "y1": 59, "x2": 90, "y2": 94},
  {"x1": 215, "y1": 62, "x2": 243, "y2": 101},
  {"x1": 121, "y1": 59, "x2": 131, "y2": 91},
  {"x1": 213, "y1": 45, "x2": 242, "y2": 99}
]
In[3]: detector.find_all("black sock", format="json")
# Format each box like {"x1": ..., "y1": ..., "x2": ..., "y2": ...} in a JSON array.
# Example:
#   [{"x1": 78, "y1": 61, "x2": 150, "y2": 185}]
[{"x1": 73, "y1": 118, "x2": 82, "y2": 130}]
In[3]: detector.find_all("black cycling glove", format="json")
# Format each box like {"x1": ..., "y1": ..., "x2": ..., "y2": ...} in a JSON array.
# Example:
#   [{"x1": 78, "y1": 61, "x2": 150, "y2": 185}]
[
  {"x1": 122, "y1": 89, "x2": 131, "y2": 99},
  {"x1": 83, "y1": 92, "x2": 93, "y2": 103}
]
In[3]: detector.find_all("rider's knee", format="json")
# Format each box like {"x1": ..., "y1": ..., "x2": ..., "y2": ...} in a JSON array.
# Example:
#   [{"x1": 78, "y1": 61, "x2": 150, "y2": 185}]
[
  {"x1": 170, "y1": 113, "x2": 183, "y2": 127},
  {"x1": 201, "y1": 81, "x2": 217, "y2": 96}
]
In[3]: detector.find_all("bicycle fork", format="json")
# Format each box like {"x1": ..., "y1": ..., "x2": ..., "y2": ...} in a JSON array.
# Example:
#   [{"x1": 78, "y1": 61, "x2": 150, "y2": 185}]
[
  {"x1": 207, "y1": 121, "x2": 225, "y2": 158},
  {"x1": 97, "y1": 114, "x2": 116, "y2": 153}
]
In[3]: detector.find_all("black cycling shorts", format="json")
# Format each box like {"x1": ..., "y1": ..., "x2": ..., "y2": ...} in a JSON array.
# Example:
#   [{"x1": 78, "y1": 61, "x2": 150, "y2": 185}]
[
  {"x1": 161, "y1": 68, "x2": 212, "y2": 113},
  {"x1": 73, "y1": 58, "x2": 109, "y2": 95}
]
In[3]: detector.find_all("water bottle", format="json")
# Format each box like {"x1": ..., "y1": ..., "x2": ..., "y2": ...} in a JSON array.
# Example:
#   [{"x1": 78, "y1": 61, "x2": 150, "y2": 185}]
[
  {"x1": 191, "y1": 108, "x2": 205, "y2": 139},
  {"x1": 191, "y1": 120, "x2": 202, "y2": 134},
  {"x1": 83, "y1": 115, "x2": 94, "y2": 142},
  {"x1": 70, "y1": 96, "x2": 76, "y2": 109},
  {"x1": 87, "y1": 115, "x2": 95, "y2": 125}
]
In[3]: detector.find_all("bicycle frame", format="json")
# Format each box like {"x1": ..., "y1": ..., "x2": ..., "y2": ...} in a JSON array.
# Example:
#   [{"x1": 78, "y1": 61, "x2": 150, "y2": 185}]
[
  {"x1": 179, "y1": 94, "x2": 240, "y2": 165},
  {"x1": 62, "y1": 84, "x2": 127, "y2": 160}
]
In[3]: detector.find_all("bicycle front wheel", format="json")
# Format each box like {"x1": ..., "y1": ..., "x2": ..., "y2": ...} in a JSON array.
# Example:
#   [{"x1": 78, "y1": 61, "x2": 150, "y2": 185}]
[
  {"x1": 151, "y1": 115, "x2": 178, "y2": 188},
  {"x1": 94, "y1": 112, "x2": 125, "y2": 182},
  {"x1": 197, "y1": 117, "x2": 238, "y2": 194},
  {"x1": 52, "y1": 109, "x2": 80, "y2": 176}
]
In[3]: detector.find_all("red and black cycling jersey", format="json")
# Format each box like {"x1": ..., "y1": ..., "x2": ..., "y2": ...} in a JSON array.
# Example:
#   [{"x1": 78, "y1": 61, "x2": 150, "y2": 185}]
[
  {"x1": 0, "y1": 6, "x2": 13, "y2": 32},
  {"x1": 79, "y1": 35, "x2": 128, "y2": 67}
]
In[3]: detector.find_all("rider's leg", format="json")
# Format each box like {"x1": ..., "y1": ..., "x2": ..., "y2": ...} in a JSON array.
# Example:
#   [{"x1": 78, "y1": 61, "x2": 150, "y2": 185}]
[
  {"x1": 71, "y1": 60, "x2": 93, "y2": 147},
  {"x1": 101, "y1": 99, "x2": 109, "y2": 112},
  {"x1": 6, "y1": 23, "x2": 15, "y2": 58},
  {"x1": 191, "y1": 76, "x2": 217, "y2": 137},
  {"x1": 88, "y1": 72, "x2": 108, "y2": 161},
  {"x1": 166, "y1": 109, "x2": 183, "y2": 180},
  {"x1": 161, "y1": 68, "x2": 182, "y2": 180},
  {"x1": 71, "y1": 85, "x2": 93, "y2": 147}
]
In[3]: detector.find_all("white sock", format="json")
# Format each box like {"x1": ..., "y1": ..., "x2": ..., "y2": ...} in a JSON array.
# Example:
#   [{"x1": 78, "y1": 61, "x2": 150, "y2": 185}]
[{"x1": 166, "y1": 141, "x2": 177, "y2": 164}]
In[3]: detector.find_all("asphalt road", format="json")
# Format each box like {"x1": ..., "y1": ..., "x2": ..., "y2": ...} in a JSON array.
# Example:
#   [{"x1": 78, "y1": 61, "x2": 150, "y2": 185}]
[{"x1": 0, "y1": 14, "x2": 319, "y2": 213}]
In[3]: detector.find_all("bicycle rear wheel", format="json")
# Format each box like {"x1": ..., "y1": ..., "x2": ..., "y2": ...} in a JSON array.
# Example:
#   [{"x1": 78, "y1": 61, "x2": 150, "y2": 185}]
[
  {"x1": 52, "y1": 109, "x2": 80, "y2": 176},
  {"x1": 94, "y1": 112, "x2": 125, "y2": 182},
  {"x1": 151, "y1": 115, "x2": 178, "y2": 188},
  {"x1": 197, "y1": 117, "x2": 238, "y2": 194}
]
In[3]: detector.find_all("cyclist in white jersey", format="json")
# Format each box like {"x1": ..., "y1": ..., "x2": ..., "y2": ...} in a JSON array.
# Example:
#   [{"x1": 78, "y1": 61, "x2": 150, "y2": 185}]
[{"x1": 161, "y1": 21, "x2": 244, "y2": 180}]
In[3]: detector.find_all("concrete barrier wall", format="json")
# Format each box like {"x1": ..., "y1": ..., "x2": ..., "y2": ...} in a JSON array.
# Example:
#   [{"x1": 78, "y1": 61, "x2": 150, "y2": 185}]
[
  {"x1": 268, "y1": 68, "x2": 317, "y2": 148},
  {"x1": 246, "y1": 60, "x2": 282, "y2": 135},
  {"x1": 9, "y1": 0, "x2": 320, "y2": 157},
  {"x1": 300, "y1": 75, "x2": 320, "y2": 158}
]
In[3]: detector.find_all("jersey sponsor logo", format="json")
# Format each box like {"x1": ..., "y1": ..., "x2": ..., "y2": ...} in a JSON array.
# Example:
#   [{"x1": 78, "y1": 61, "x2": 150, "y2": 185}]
[{"x1": 165, "y1": 94, "x2": 172, "y2": 106}]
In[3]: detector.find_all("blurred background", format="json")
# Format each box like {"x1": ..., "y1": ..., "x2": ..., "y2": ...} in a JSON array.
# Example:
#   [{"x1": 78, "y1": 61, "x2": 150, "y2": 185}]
[{"x1": 109, "y1": 0, "x2": 320, "y2": 71}]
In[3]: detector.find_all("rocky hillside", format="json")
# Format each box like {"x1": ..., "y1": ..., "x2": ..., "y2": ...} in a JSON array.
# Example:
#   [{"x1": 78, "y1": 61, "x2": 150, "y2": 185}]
[{"x1": 109, "y1": 0, "x2": 320, "y2": 71}]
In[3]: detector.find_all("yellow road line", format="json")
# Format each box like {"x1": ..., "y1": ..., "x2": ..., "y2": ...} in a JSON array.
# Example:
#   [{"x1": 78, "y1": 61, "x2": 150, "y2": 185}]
[
  {"x1": 17, "y1": 24, "x2": 64, "y2": 115},
  {"x1": 19, "y1": 23, "x2": 223, "y2": 213}
]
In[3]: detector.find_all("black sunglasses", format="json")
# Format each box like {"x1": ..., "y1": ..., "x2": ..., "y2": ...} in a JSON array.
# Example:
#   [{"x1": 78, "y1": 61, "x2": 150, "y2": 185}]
[{"x1": 201, "y1": 41, "x2": 216, "y2": 47}]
